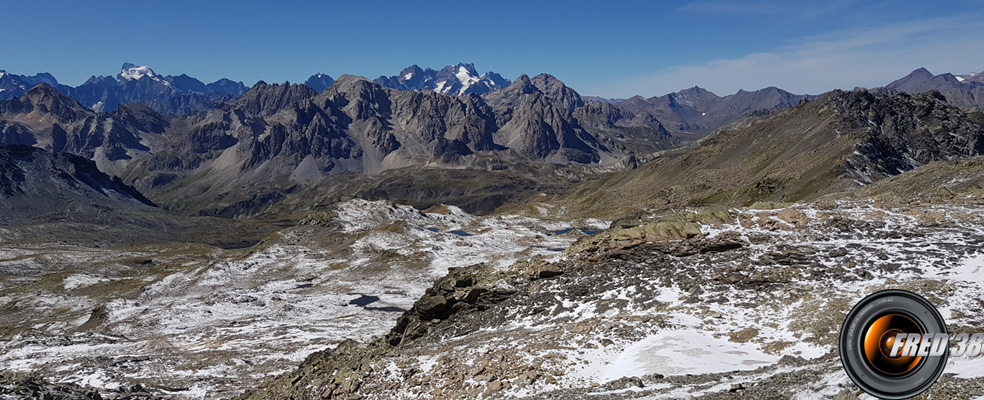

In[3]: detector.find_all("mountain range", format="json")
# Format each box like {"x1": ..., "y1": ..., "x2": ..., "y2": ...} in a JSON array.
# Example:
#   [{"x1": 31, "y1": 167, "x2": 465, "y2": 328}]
[
  {"x1": 1, "y1": 63, "x2": 510, "y2": 116},
  {"x1": 1, "y1": 63, "x2": 982, "y2": 219},
  {"x1": 1, "y1": 64, "x2": 811, "y2": 215},
  {"x1": 1, "y1": 64, "x2": 249, "y2": 115},
  {"x1": 373, "y1": 63, "x2": 511, "y2": 96}
]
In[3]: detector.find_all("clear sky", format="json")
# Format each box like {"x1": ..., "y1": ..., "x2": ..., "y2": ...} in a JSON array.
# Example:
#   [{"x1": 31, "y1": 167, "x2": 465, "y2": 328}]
[{"x1": 2, "y1": 0, "x2": 983, "y2": 98}]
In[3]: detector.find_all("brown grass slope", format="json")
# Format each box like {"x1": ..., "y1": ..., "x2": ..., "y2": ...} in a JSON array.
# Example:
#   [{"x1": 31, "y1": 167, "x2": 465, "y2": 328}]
[
  {"x1": 845, "y1": 156, "x2": 984, "y2": 202},
  {"x1": 550, "y1": 89, "x2": 984, "y2": 218}
]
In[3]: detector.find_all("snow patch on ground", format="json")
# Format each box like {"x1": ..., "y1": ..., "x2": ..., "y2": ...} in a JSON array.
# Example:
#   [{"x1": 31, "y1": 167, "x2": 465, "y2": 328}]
[
  {"x1": 63, "y1": 274, "x2": 111, "y2": 290},
  {"x1": 601, "y1": 329, "x2": 779, "y2": 381},
  {"x1": 947, "y1": 356, "x2": 984, "y2": 378}
]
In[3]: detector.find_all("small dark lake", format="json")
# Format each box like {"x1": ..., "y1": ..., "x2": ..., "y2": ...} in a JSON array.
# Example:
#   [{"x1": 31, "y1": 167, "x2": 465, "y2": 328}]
[
  {"x1": 553, "y1": 229, "x2": 602, "y2": 235},
  {"x1": 422, "y1": 227, "x2": 472, "y2": 236},
  {"x1": 349, "y1": 295, "x2": 380, "y2": 307},
  {"x1": 348, "y1": 295, "x2": 404, "y2": 312}
]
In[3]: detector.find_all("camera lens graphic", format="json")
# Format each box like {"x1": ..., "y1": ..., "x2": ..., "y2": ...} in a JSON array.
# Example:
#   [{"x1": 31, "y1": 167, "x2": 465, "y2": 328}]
[
  {"x1": 840, "y1": 290, "x2": 948, "y2": 399},
  {"x1": 863, "y1": 313, "x2": 923, "y2": 375}
]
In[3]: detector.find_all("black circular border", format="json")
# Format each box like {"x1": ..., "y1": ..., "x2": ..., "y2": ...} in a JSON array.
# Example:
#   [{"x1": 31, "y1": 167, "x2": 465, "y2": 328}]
[{"x1": 839, "y1": 289, "x2": 949, "y2": 399}]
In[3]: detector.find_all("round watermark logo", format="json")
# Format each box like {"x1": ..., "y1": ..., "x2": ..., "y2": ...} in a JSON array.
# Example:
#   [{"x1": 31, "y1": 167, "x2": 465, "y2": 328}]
[{"x1": 839, "y1": 290, "x2": 950, "y2": 399}]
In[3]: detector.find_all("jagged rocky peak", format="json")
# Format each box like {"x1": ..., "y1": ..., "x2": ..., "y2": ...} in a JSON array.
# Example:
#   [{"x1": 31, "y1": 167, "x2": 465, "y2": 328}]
[
  {"x1": 505, "y1": 74, "x2": 537, "y2": 93},
  {"x1": 397, "y1": 65, "x2": 425, "y2": 85},
  {"x1": 304, "y1": 73, "x2": 335, "y2": 92},
  {"x1": 483, "y1": 73, "x2": 584, "y2": 110},
  {"x1": 481, "y1": 74, "x2": 539, "y2": 107},
  {"x1": 235, "y1": 80, "x2": 317, "y2": 116},
  {"x1": 530, "y1": 73, "x2": 583, "y2": 110},
  {"x1": 318, "y1": 75, "x2": 396, "y2": 122}
]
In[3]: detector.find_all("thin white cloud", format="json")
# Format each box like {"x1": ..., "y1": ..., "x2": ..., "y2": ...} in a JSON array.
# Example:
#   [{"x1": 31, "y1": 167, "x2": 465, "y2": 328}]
[
  {"x1": 680, "y1": 0, "x2": 857, "y2": 19},
  {"x1": 589, "y1": 15, "x2": 984, "y2": 98},
  {"x1": 680, "y1": 0, "x2": 852, "y2": 18}
]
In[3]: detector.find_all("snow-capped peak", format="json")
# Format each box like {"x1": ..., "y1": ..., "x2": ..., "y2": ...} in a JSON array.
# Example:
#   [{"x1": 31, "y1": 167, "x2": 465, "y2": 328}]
[
  {"x1": 456, "y1": 65, "x2": 479, "y2": 83},
  {"x1": 375, "y1": 64, "x2": 510, "y2": 96},
  {"x1": 0, "y1": 71, "x2": 6, "y2": 79},
  {"x1": 453, "y1": 65, "x2": 481, "y2": 95},
  {"x1": 119, "y1": 63, "x2": 162, "y2": 82}
]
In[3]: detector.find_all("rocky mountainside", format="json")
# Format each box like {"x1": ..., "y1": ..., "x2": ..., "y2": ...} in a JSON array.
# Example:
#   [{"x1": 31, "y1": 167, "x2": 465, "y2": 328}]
[
  {"x1": 0, "y1": 145, "x2": 155, "y2": 226},
  {"x1": 887, "y1": 67, "x2": 984, "y2": 110},
  {"x1": 554, "y1": 89, "x2": 984, "y2": 218},
  {"x1": 0, "y1": 143, "x2": 273, "y2": 247},
  {"x1": 374, "y1": 64, "x2": 511, "y2": 96},
  {"x1": 142, "y1": 74, "x2": 687, "y2": 214},
  {"x1": 0, "y1": 83, "x2": 163, "y2": 177}
]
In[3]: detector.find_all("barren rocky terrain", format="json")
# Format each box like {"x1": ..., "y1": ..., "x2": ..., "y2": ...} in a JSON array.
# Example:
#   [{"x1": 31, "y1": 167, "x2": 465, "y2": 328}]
[
  {"x1": 0, "y1": 200, "x2": 604, "y2": 398},
  {"x1": 238, "y1": 199, "x2": 984, "y2": 399},
  {"x1": 10, "y1": 197, "x2": 984, "y2": 399}
]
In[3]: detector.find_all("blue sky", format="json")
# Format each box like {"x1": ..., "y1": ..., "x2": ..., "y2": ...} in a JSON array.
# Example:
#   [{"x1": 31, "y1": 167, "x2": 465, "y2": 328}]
[{"x1": 2, "y1": 0, "x2": 983, "y2": 98}]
